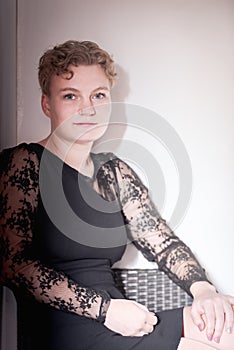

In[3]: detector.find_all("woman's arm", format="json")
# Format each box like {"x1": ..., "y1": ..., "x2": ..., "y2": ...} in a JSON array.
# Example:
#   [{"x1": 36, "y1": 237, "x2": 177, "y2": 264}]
[
  {"x1": 0, "y1": 145, "x2": 110, "y2": 322},
  {"x1": 112, "y1": 157, "x2": 209, "y2": 294},
  {"x1": 112, "y1": 157, "x2": 234, "y2": 341}
]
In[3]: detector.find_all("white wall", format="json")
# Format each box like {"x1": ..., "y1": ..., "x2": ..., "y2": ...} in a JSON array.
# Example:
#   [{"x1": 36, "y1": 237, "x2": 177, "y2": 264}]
[{"x1": 17, "y1": 0, "x2": 234, "y2": 296}]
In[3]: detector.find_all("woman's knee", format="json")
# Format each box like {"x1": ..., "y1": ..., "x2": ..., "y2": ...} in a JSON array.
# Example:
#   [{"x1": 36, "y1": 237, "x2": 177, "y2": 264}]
[
  {"x1": 177, "y1": 337, "x2": 218, "y2": 350},
  {"x1": 182, "y1": 306, "x2": 233, "y2": 350}
]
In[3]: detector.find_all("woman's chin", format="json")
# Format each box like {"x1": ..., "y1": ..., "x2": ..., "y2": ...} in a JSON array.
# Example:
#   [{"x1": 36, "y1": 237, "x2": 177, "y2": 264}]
[
  {"x1": 74, "y1": 127, "x2": 108, "y2": 143},
  {"x1": 52, "y1": 125, "x2": 108, "y2": 146}
]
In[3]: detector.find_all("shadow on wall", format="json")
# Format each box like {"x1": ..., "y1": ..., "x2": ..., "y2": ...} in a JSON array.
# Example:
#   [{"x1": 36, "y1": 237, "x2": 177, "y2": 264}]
[{"x1": 93, "y1": 64, "x2": 130, "y2": 153}]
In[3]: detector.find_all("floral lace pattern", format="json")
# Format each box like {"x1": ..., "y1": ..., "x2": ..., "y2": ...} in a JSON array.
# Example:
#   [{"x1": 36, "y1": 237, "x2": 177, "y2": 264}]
[
  {"x1": 0, "y1": 145, "x2": 110, "y2": 321},
  {"x1": 0, "y1": 143, "x2": 209, "y2": 321},
  {"x1": 110, "y1": 158, "x2": 208, "y2": 293}
]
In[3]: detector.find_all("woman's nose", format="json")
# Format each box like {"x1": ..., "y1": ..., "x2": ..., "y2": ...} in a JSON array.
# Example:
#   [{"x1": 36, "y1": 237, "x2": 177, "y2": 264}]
[{"x1": 78, "y1": 101, "x2": 96, "y2": 117}]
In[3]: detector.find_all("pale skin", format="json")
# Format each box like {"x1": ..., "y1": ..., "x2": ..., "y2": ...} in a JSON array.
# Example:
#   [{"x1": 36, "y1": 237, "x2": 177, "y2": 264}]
[{"x1": 40, "y1": 64, "x2": 234, "y2": 348}]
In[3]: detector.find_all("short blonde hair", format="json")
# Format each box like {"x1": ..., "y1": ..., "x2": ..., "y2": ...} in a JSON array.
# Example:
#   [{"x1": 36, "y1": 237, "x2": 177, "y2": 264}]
[{"x1": 38, "y1": 40, "x2": 117, "y2": 96}]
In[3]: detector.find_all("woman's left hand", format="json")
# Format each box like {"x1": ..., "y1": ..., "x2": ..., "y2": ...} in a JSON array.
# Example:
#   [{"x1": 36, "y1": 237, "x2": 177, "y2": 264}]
[{"x1": 190, "y1": 281, "x2": 234, "y2": 344}]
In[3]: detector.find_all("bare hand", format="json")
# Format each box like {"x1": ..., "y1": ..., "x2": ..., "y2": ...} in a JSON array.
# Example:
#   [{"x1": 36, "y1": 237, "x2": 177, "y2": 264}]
[
  {"x1": 104, "y1": 299, "x2": 158, "y2": 336},
  {"x1": 190, "y1": 281, "x2": 234, "y2": 344}
]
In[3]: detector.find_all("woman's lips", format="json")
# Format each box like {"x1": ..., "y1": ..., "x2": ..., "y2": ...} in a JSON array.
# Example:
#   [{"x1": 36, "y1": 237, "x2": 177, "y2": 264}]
[{"x1": 72, "y1": 122, "x2": 98, "y2": 126}]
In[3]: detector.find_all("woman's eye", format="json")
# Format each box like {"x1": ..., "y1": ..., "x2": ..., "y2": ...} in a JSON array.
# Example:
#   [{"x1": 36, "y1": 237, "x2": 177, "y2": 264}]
[
  {"x1": 93, "y1": 92, "x2": 106, "y2": 100},
  {"x1": 64, "y1": 93, "x2": 76, "y2": 100}
]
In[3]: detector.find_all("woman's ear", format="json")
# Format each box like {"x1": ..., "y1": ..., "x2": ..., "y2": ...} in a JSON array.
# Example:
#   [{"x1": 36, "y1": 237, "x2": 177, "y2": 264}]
[{"x1": 41, "y1": 94, "x2": 51, "y2": 118}]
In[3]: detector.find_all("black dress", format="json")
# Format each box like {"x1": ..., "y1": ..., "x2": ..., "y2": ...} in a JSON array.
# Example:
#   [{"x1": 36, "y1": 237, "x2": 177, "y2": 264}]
[{"x1": 0, "y1": 143, "x2": 209, "y2": 350}]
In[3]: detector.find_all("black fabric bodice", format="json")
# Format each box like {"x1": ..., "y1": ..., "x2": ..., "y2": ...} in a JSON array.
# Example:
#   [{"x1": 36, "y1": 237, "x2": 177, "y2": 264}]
[
  {"x1": 0, "y1": 142, "x2": 210, "y2": 323},
  {"x1": 30, "y1": 144, "x2": 128, "y2": 297}
]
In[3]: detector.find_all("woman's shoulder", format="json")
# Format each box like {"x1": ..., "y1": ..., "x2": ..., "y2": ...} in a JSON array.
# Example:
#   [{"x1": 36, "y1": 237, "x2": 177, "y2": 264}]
[
  {"x1": 0, "y1": 142, "x2": 40, "y2": 172},
  {"x1": 92, "y1": 151, "x2": 124, "y2": 165},
  {"x1": 92, "y1": 152, "x2": 134, "y2": 174},
  {"x1": 1, "y1": 142, "x2": 39, "y2": 155},
  {"x1": 92, "y1": 151, "x2": 125, "y2": 172}
]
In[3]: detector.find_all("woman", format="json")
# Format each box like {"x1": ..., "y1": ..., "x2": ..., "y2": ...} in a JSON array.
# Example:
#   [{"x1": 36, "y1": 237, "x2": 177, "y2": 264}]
[{"x1": 0, "y1": 40, "x2": 233, "y2": 350}]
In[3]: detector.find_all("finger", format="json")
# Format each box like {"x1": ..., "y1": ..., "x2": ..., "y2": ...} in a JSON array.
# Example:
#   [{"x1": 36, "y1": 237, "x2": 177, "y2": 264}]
[
  {"x1": 202, "y1": 303, "x2": 216, "y2": 341},
  {"x1": 190, "y1": 303, "x2": 205, "y2": 331},
  {"x1": 136, "y1": 331, "x2": 148, "y2": 337},
  {"x1": 224, "y1": 302, "x2": 234, "y2": 334},
  {"x1": 146, "y1": 313, "x2": 158, "y2": 326},
  {"x1": 132, "y1": 326, "x2": 150, "y2": 337},
  {"x1": 131, "y1": 325, "x2": 146, "y2": 337},
  {"x1": 144, "y1": 323, "x2": 154, "y2": 334},
  {"x1": 133, "y1": 318, "x2": 155, "y2": 337},
  {"x1": 212, "y1": 303, "x2": 225, "y2": 344},
  {"x1": 227, "y1": 295, "x2": 234, "y2": 305}
]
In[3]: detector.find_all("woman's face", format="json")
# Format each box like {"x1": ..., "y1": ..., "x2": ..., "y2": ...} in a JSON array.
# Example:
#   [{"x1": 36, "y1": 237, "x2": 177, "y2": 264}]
[{"x1": 41, "y1": 64, "x2": 112, "y2": 145}]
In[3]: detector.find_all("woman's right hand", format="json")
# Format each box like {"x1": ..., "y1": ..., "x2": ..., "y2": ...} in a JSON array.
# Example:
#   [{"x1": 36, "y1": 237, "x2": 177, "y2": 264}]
[{"x1": 104, "y1": 299, "x2": 158, "y2": 336}]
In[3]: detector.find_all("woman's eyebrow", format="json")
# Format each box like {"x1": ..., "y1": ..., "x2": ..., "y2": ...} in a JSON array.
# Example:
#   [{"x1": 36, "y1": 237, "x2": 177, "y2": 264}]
[
  {"x1": 92, "y1": 86, "x2": 110, "y2": 92},
  {"x1": 58, "y1": 86, "x2": 110, "y2": 93},
  {"x1": 58, "y1": 87, "x2": 80, "y2": 93}
]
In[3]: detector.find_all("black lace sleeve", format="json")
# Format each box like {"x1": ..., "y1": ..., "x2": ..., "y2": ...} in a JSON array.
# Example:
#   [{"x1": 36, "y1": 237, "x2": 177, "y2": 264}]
[
  {"x1": 0, "y1": 145, "x2": 110, "y2": 321},
  {"x1": 112, "y1": 157, "x2": 210, "y2": 295}
]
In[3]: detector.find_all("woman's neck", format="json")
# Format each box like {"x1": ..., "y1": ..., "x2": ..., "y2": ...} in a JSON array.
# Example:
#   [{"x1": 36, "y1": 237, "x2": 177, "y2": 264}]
[{"x1": 38, "y1": 134, "x2": 94, "y2": 177}]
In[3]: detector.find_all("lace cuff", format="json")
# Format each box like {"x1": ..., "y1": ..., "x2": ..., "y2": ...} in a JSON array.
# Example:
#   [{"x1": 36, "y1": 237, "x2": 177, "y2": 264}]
[{"x1": 95, "y1": 290, "x2": 111, "y2": 323}]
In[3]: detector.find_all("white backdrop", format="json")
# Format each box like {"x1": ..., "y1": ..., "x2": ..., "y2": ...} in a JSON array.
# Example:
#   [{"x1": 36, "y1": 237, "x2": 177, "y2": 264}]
[{"x1": 17, "y1": 0, "x2": 234, "y2": 295}]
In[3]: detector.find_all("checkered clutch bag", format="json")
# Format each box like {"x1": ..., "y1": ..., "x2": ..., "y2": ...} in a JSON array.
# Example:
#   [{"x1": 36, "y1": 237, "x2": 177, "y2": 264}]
[{"x1": 113, "y1": 268, "x2": 193, "y2": 312}]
